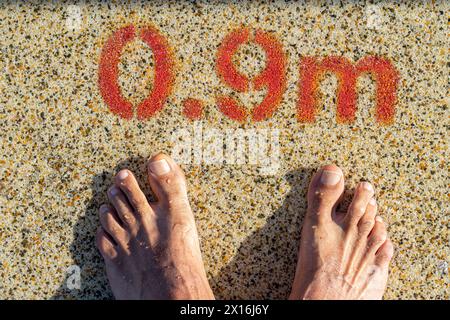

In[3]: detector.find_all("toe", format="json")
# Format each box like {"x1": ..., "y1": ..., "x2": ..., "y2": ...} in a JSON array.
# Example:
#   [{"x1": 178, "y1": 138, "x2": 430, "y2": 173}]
[
  {"x1": 347, "y1": 198, "x2": 378, "y2": 273},
  {"x1": 357, "y1": 197, "x2": 377, "y2": 237},
  {"x1": 108, "y1": 186, "x2": 138, "y2": 230},
  {"x1": 306, "y1": 164, "x2": 344, "y2": 223},
  {"x1": 351, "y1": 216, "x2": 389, "y2": 283},
  {"x1": 99, "y1": 204, "x2": 129, "y2": 245},
  {"x1": 345, "y1": 182, "x2": 375, "y2": 227},
  {"x1": 367, "y1": 216, "x2": 388, "y2": 255},
  {"x1": 115, "y1": 169, "x2": 153, "y2": 217},
  {"x1": 147, "y1": 153, "x2": 190, "y2": 213},
  {"x1": 96, "y1": 228, "x2": 118, "y2": 260},
  {"x1": 375, "y1": 238, "x2": 394, "y2": 267}
]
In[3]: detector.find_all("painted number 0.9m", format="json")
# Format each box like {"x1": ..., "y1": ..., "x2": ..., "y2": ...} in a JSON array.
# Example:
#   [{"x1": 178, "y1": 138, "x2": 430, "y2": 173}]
[{"x1": 98, "y1": 24, "x2": 399, "y2": 124}]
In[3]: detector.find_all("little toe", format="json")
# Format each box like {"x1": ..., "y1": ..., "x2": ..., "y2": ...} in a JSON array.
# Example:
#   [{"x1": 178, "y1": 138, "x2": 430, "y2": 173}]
[
  {"x1": 375, "y1": 238, "x2": 394, "y2": 268},
  {"x1": 108, "y1": 186, "x2": 138, "y2": 230},
  {"x1": 345, "y1": 182, "x2": 375, "y2": 227},
  {"x1": 99, "y1": 204, "x2": 129, "y2": 246},
  {"x1": 147, "y1": 153, "x2": 190, "y2": 214},
  {"x1": 306, "y1": 165, "x2": 344, "y2": 223},
  {"x1": 96, "y1": 227, "x2": 118, "y2": 260}
]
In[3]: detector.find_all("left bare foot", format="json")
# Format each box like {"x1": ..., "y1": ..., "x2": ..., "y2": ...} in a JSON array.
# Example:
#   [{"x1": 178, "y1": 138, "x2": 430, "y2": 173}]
[{"x1": 96, "y1": 153, "x2": 214, "y2": 300}]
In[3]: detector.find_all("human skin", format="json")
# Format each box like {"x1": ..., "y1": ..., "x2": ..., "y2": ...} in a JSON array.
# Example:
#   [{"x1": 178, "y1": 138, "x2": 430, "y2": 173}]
[{"x1": 96, "y1": 154, "x2": 392, "y2": 300}]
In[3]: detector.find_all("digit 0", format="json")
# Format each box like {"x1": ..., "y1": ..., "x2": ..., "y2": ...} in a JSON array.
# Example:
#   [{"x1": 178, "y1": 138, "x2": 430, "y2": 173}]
[
  {"x1": 98, "y1": 24, "x2": 174, "y2": 120},
  {"x1": 216, "y1": 27, "x2": 287, "y2": 122}
]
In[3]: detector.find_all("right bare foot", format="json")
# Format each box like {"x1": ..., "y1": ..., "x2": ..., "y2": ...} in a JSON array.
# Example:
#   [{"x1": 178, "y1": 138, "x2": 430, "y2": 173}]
[
  {"x1": 290, "y1": 165, "x2": 394, "y2": 300},
  {"x1": 96, "y1": 153, "x2": 214, "y2": 300}
]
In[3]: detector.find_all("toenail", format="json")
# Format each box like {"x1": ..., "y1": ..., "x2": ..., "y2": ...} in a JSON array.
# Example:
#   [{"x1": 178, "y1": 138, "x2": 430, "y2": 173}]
[
  {"x1": 376, "y1": 216, "x2": 383, "y2": 222},
  {"x1": 320, "y1": 170, "x2": 341, "y2": 186},
  {"x1": 149, "y1": 159, "x2": 171, "y2": 176},
  {"x1": 117, "y1": 170, "x2": 129, "y2": 180},
  {"x1": 110, "y1": 187, "x2": 119, "y2": 196},
  {"x1": 362, "y1": 182, "x2": 373, "y2": 192},
  {"x1": 369, "y1": 198, "x2": 377, "y2": 206}
]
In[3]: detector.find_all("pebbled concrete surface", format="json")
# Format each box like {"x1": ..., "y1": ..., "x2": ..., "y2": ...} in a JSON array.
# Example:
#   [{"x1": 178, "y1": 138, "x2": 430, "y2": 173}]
[{"x1": 0, "y1": 0, "x2": 448, "y2": 299}]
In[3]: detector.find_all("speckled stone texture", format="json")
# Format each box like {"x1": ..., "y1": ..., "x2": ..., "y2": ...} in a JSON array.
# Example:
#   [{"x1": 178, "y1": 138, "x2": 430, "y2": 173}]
[{"x1": 0, "y1": 0, "x2": 448, "y2": 299}]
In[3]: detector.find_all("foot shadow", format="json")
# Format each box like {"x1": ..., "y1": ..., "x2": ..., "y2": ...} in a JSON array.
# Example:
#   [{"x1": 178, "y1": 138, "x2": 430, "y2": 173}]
[
  {"x1": 53, "y1": 156, "x2": 151, "y2": 299},
  {"x1": 211, "y1": 167, "x2": 314, "y2": 299},
  {"x1": 53, "y1": 162, "x2": 313, "y2": 300}
]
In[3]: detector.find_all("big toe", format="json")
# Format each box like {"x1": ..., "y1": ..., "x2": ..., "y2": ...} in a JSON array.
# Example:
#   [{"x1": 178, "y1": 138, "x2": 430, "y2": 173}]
[
  {"x1": 147, "y1": 153, "x2": 190, "y2": 213},
  {"x1": 307, "y1": 165, "x2": 344, "y2": 223}
]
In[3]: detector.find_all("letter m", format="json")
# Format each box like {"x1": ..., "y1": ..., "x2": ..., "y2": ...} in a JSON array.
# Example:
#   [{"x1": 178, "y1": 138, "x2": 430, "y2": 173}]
[{"x1": 297, "y1": 56, "x2": 399, "y2": 124}]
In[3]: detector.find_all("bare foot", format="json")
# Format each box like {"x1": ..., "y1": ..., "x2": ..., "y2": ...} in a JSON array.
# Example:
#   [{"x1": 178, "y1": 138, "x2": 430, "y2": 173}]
[
  {"x1": 290, "y1": 165, "x2": 394, "y2": 300},
  {"x1": 96, "y1": 153, "x2": 214, "y2": 300}
]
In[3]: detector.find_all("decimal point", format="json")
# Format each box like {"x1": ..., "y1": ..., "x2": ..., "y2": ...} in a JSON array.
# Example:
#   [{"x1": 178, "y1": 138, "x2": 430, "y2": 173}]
[{"x1": 182, "y1": 98, "x2": 204, "y2": 120}]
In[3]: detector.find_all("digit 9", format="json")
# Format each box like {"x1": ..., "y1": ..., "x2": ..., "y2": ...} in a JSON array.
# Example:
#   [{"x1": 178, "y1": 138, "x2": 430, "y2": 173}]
[{"x1": 215, "y1": 28, "x2": 287, "y2": 122}]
